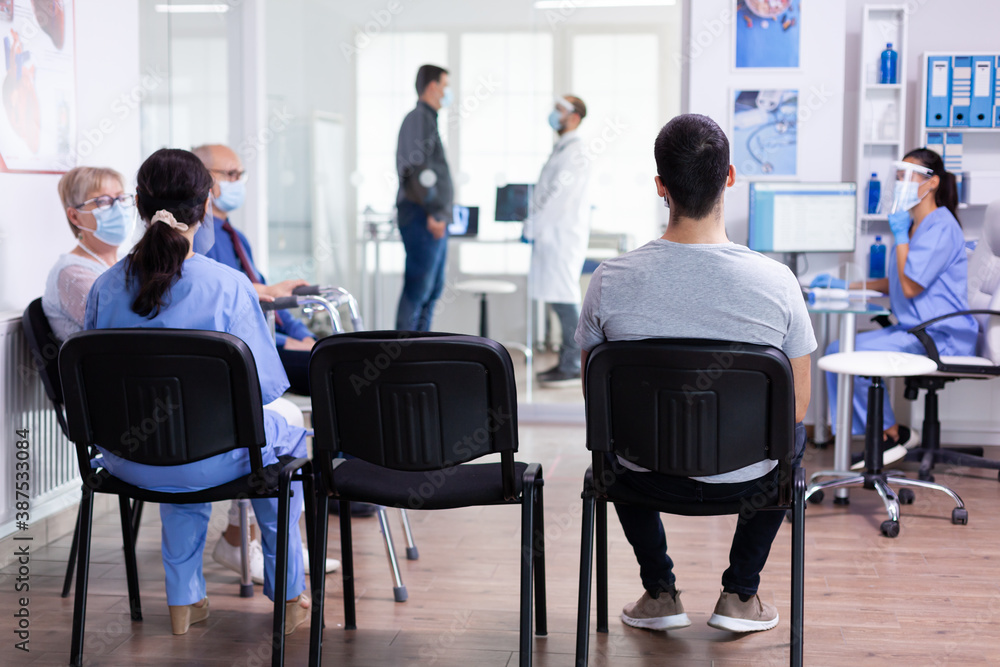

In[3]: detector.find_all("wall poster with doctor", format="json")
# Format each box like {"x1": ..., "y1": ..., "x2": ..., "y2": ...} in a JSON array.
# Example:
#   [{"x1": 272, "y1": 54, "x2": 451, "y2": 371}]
[
  {"x1": 732, "y1": 89, "x2": 798, "y2": 178},
  {"x1": 734, "y1": 0, "x2": 801, "y2": 69}
]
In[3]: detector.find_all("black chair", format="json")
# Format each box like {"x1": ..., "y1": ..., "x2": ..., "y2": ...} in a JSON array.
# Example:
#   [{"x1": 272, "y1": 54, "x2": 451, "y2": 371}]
[
  {"x1": 20, "y1": 298, "x2": 144, "y2": 599},
  {"x1": 59, "y1": 329, "x2": 315, "y2": 667},
  {"x1": 307, "y1": 331, "x2": 546, "y2": 667},
  {"x1": 575, "y1": 339, "x2": 805, "y2": 667}
]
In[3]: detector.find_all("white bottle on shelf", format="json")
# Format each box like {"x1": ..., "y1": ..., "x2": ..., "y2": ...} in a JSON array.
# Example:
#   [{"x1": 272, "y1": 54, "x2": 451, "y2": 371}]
[{"x1": 880, "y1": 102, "x2": 898, "y2": 142}]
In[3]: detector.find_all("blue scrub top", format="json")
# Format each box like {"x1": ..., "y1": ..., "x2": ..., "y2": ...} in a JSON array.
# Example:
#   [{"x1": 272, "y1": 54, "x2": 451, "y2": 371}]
[
  {"x1": 202, "y1": 216, "x2": 312, "y2": 345},
  {"x1": 888, "y1": 206, "x2": 978, "y2": 356}
]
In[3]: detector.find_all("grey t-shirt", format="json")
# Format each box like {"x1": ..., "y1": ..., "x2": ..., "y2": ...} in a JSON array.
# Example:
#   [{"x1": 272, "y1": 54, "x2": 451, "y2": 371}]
[{"x1": 575, "y1": 238, "x2": 817, "y2": 483}]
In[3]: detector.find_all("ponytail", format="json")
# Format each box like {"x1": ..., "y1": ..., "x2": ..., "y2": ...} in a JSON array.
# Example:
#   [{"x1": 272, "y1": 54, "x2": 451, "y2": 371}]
[
  {"x1": 903, "y1": 147, "x2": 960, "y2": 225},
  {"x1": 126, "y1": 148, "x2": 215, "y2": 318}
]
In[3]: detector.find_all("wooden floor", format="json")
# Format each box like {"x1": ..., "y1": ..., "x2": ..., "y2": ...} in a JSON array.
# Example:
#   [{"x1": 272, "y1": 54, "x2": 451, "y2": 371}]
[{"x1": 5, "y1": 424, "x2": 1000, "y2": 666}]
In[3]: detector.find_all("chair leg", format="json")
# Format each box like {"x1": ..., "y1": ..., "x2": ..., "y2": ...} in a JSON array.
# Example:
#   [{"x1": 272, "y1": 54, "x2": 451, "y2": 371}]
[
  {"x1": 130, "y1": 499, "x2": 144, "y2": 544},
  {"x1": 533, "y1": 481, "x2": 547, "y2": 637},
  {"x1": 340, "y1": 502, "x2": 357, "y2": 630},
  {"x1": 118, "y1": 497, "x2": 142, "y2": 621},
  {"x1": 595, "y1": 500, "x2": 608, "y2": 634},
  {"x1": 399, "y1": 509, "x2": 419, "y2": 560},
  {"x1": 377, "y1": 507, "x2": 407, "y2": 602},
  {"x1": 62, "y1": 498, "x2": 83, "y2": 598},
  {"x1": 790, "y1": 472, "x2": 805, "y2": 667},
  {"x1": 271, "y1": 476, "x2": 293, "y2": 667},
  {"x1": 309, "y1": 484, "x2": 330, "y2": 667},
  {"x1": 69, "y1": 488, "x2": 94, "y2": 667},
  {"x1": 575, "y1": 494, "x2": 596, "y2": 667},
  {"x1": 519, "y1": 483, "x2": 536, "y2": 667},
  {"x1": 238, "y1": 499, "x2": 254, "y2": 597}
]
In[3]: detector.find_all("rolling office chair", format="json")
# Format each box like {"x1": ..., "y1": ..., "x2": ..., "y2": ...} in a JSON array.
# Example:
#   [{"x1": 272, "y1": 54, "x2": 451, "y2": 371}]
[
  {"x1": 20, "y1": 298, "x2": 144, "y2": 599},
  {"x1": 901, "y1": 199, "x2": 1000, "y2": 482},
  {"x1": 575, "y1": 339, "x2": 805, "y2": 667},
  {"x1": 59, "y1": 330, "x2": 316, "y2": 667},
  {"x1": 306, "y1": 331, "x2": 547, "y2": 667}
]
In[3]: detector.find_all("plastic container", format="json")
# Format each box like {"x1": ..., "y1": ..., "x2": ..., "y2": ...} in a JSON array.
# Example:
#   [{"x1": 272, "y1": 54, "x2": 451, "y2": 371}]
[
  {"x1": 866, "y1": 173, "x2": 881, "y2": 214},
  {"x1": 869, "y1": 235, "x2": 887, "y2": 279},
  {"x1": 880, "y1": 103, "x2": 898, "y2": 141},
  {"x1": 880, "y1": 43, "x2": 898, "y2": 84}
]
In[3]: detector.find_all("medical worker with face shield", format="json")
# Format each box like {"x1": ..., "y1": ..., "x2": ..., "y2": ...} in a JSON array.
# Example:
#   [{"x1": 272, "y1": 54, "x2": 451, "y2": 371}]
[
  {"x1": 816, "y1": 148, "x2": 977, "y2": 464},
  {"x1": 523, "y1": 96, "x2": 592, "y2": 383}
]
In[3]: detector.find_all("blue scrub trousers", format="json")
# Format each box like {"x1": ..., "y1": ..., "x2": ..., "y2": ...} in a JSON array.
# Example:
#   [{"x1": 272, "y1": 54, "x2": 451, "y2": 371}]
[
  {"x1": 825, "y1": 325, "x2": 926, "y2": 435},
  {"x1": 396, "y1": 200, "x2": 448, "y2": 332},
  {"x1": 96, "y1": 410, "x2": 307, "y2": 606}
]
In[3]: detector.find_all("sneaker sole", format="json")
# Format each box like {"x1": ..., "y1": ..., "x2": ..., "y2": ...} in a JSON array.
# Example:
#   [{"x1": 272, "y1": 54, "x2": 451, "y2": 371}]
[
  {"x1": 621, "y1": 611, "x2": 692, "y2": 631},
  {"x1": 850, "y1": 444, "x2": 908, "y2": 471},
  {"x1": 707, "y1": 612, "x2": 779, "y2": 633}
]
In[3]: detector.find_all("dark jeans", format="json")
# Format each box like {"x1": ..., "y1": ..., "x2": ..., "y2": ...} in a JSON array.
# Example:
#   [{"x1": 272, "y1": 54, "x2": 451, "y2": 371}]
[
  {"x1": 549, "y1": 302, "x2": 581, "y2": 373},
  {"x1": 277, "y1": 346, "x2": 310, "y2": 396},
  {"x1": 395, "y1": 200, "x2": 448, "y2": 332},
  {"x1": 613, "y1": 422, "x2": 806, "y2": 598}
]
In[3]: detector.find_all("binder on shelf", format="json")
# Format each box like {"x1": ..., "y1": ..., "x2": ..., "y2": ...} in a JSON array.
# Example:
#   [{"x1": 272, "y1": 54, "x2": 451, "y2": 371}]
[
  {"x1": 926, "y1": 131, "x2": 945, "y2": 156},
  {"x1": 950, "y1": 56, "x2": 973, "y2": 127},
  {"x1": 970, "y1": 56, "x2": 995, "y2": 127},
  {"x1": 944, "y1": 133, "x2": 963, "y2": 173},
  {"x1": 994, "y1": 55, "x2": 1000, "y2": 127},
  {"x1": 926, "y1": 56, "x2": 951, "y2": 128}
]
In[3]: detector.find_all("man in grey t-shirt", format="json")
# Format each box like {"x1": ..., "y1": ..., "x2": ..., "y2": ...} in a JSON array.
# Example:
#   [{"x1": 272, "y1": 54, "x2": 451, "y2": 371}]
[{"x1": 576, "y1": 114, "x2": 815, "y2": 635}]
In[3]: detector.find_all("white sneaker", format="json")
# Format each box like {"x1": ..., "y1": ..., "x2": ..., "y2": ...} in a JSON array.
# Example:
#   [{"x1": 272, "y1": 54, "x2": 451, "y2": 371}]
[
  {"x1": 212, "y1": 535, "x2": 265, "y2": 584},
  {"x1": 304, "y1": 549, "x2": 340, "y2": 575}
]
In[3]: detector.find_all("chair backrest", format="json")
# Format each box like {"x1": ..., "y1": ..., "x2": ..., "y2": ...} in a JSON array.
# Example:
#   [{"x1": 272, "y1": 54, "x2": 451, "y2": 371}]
[
  {"x1": 309, "y1": 330, "x2": 519, "y2": 478},
  {"x1": 59, "y1": 329, "x2": 268, "y2": 475},
  {"x1": 968, "y1": 199, "x2": 1000, "y2": 364},
  {"x1": 21, "y1": 298, "x2": 66, "y2": 412},
  {"x1": 585, "y1": 339, "x2": 796, "y2": 484}
]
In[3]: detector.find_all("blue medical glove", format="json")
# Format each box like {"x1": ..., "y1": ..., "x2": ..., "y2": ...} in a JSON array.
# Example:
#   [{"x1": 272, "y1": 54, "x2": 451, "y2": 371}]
[
  {"x1": 809, "y1": 273, "x2": 846, "y2": 289},
  {"x1": 888, "y1": 210, "x2": 912, "y2": 246},
  {"x1": 520, "y1": 234, "x2": 533, "y2": 245}
]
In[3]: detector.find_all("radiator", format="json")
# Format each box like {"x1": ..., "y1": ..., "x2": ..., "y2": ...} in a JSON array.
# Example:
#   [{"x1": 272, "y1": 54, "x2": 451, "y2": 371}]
[{"x1": 0, "y1": 315, "x2": 80, "y2": 539}]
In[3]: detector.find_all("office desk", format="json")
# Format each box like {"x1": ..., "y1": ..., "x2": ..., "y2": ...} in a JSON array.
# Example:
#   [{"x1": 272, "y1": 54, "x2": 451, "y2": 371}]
[{"x1": 807, "y1": 299, "x2": 891, "y2": 501}]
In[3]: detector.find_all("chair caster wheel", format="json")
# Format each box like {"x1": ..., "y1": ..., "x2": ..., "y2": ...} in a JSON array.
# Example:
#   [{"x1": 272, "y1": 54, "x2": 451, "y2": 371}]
[
  {"x1": 952, "y1": 508, "x2": 968, "y2": 525},
  {"x1": 897, "y1": 488, "x2": 915, "y2": 505},
  {"x1": 880, "y1": 520, "x2": 900, "y2": 538},
  {"x1": 918, "y1": 471, "x2": 934, "y2": 483},
  {"x1": 833, "y1": 495, "x2": 850, "y2": 506},
  {"x1": 807, "y1": 490, "x2": 823, "y2": 504}
]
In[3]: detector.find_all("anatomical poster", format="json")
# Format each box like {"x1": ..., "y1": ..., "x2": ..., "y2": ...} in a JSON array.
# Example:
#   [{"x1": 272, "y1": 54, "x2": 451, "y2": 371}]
[
  {"x1": 0, "y1": 0, "x2": 76, "y2": 172},
  {"x1": 734, "y1": 0, "x2": 801, "y2": 69}
]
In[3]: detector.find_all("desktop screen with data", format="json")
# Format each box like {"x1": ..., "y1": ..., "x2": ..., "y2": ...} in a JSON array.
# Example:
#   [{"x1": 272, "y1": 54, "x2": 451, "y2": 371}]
[{"x1": 748, "y1": 182, "x2": 857, "y2": 253}]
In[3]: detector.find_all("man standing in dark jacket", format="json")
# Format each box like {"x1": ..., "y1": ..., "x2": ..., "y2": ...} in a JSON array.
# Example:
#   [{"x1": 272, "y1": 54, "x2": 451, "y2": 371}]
[{"x1": 395, "y1": 64, "x2": 454, "y2": 331}]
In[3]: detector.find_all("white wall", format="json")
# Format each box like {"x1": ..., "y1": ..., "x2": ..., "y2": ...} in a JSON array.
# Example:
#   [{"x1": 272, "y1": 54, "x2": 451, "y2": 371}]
[{"x1": 0, "y1": 1, "x2": 142, "y2": 318}]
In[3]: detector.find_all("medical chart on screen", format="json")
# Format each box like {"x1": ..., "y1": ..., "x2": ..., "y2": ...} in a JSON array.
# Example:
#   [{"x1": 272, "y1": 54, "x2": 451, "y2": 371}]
[
  {"x1": 0, "y1": 0, "x2": 76, "y2": 172},
  {"x1": 771, "y1": 193, "x2": 856, "y2": 252}
]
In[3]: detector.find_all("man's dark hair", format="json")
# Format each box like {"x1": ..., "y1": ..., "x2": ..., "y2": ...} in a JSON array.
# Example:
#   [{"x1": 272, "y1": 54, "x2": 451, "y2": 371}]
[
  {"x1": 415, "y1": 64, "x2": 449, "y2": 95},
  {"x1": 654, "y1": 114, "x2": 730, "y2": 219}
]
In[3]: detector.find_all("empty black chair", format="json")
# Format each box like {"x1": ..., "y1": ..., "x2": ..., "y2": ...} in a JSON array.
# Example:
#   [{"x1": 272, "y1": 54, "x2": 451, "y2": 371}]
[
  {"x1": 20, "y1": 298, "x2": 144, "y2": 599},
  {"x1": 307, "y1": 331, "x2": 546, "y2": 667},
  {"x1": 59, "y1": 329, "x2": 315, "y2": 667},
  {"x1": 575, "y1": 339, "x2": 805, "y2": 667}
]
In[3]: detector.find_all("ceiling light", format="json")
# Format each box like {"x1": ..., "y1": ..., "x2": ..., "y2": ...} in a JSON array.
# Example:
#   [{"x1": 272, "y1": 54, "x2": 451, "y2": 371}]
[{"x1": 154, "y1": 4, "x2": 230, "y2": 13}]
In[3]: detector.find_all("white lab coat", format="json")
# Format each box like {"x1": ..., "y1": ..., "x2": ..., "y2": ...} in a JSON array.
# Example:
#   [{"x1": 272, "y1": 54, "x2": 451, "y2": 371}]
[{"x1": 523, "y1": 130, "x2": 592, "y2": 304}]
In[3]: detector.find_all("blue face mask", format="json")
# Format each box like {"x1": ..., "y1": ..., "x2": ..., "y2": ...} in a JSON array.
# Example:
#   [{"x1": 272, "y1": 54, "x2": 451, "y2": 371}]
[
  {"x1": 440, "y1": 86, "x2": 454, "y2": 108},
  {"x1": 548, "y1": 110, "x2": 564, "y2": 132},
  {"x1": 192, "y1": 202, "x2": 216, "y2": 254},
  {"x1": 213, "y1": 178, "x2": 246, "y2": 212},
  {"x1": 84, "y1": 201, "x2": 134, "y2": 246}
]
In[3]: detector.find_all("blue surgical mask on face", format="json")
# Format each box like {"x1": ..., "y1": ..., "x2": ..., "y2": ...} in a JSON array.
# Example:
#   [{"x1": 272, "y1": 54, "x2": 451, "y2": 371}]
[
  {"x1": 890, "y1": 179, "x2": 926, "y2": 214},
  {"x1": 548, "y1": 110, "x2": 563, "y2": 132},
  {"x1": 85, "y1": 201, "x2": 133, "y2": 246},
  {"x1": 213, "y1": 178, "x2": 246, "y2": 213},
  {"x1": 440, "y1": 86, "x2": 454, "y2": 108}
]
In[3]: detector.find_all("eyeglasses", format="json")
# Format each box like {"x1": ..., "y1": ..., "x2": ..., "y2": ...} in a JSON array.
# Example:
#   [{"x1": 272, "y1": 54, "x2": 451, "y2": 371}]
[
  {"x1": 75, "y1": 194, "x2": 136, "y2": 211},
  {"x1": 211, "y1": 168, "x2": 247, "y2": 182}
]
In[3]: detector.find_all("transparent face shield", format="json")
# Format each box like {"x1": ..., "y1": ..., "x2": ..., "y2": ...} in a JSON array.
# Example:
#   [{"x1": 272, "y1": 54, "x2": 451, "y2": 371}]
[{"x1": 889, "y1": 160, "x2": 935, "y2": 215}]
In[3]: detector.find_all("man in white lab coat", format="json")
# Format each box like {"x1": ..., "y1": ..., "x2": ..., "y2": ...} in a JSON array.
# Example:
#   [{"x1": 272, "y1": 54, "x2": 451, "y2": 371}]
[{"x1": 524, "y1": 96, "x2": 592, "y2": 383}]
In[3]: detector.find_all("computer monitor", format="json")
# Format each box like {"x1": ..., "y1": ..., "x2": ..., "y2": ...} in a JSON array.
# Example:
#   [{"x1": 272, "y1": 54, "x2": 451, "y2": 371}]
[
  {"x1": 449, "y1": 205, "x2": 479, "y2": 237},
  {"x1": 495, "y1": 184, "x2": 534, "y2": 222},
  {"x1": 748, "y1": 182, "x2": 857, "y2": 254}
]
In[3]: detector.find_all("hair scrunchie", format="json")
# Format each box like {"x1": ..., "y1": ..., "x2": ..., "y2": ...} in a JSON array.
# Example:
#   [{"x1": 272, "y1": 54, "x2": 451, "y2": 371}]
[{"x1": 151, "y1": 209, "x2": 189, "y2": 232}]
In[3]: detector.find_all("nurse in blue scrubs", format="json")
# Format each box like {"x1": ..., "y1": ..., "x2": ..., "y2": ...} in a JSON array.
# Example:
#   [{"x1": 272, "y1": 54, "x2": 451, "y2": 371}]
[
  {"x1": 84, "y1": 148, "x2": 310, "y2": 636},
  {"x1": 820, "y1": 148, "x2": 977, "y2": 453}
]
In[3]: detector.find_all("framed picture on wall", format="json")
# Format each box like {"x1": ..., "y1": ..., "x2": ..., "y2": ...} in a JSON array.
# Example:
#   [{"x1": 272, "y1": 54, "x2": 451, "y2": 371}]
[
  {"x1": 734, "y1": 0, "x2": 801, "y2": 70},
  {"x1": 731, "y1": 89, "x2": 799, "y2": 179}
]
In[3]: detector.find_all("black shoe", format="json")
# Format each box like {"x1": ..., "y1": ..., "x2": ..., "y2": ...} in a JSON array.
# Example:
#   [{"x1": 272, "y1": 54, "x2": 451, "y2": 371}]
[
  {"x1": 537, "y1": 367, "x2": 581, "y2": 383},
  {"x1": 328, "y1": 501, "x2": 379, "y2": 517},
  {"x1": 849, "y1": 426, "x2": 914, "y2": 469}
]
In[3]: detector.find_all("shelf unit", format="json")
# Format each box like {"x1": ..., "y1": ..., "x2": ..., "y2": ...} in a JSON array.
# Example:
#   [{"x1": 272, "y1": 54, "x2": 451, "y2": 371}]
[
  {"x1": 918, "y1": 52, "x2": 1000, "y2": 209},
  {"x1": 855, "y1": 5, "x2": 908, "y2": 231}
]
